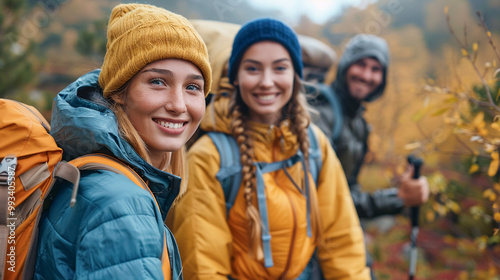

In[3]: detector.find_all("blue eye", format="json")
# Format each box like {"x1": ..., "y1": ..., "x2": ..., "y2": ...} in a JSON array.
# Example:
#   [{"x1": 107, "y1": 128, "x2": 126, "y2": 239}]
[
  {"x1": 150, "y1": 78, "x2": 165, "y2": 86},
  {"x1": 186, "y1": 83, "x2": 202, "y2": 91}
]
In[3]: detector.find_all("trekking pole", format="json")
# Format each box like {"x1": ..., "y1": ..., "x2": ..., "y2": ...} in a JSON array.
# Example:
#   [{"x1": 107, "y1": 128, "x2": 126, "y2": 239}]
[{"x1": 407, "y1": 155, "x2": 423, "y2": 280}]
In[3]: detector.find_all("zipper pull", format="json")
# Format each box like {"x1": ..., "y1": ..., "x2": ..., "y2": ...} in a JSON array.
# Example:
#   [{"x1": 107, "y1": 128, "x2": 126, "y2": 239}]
[
  {"x1": 268, "y1": 124, "x2": 274, "y2": 137},
  {"x1": 280, "y1": 135, "x2": 285, "y2": 153}
]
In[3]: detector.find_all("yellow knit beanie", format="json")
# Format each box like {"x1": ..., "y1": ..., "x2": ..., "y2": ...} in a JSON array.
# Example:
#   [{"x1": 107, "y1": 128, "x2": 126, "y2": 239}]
[{"x1": 99, "y1": 3, "x2": 212, "y2": 97}]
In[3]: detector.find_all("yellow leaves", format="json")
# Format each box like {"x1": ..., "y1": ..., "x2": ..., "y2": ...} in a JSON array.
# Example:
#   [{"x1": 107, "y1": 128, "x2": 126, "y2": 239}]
[
  {"x1": 426, "y1": 209, "x2": 435, "y2": 222},
  {"x1": 444, "y1": 96, "x2": 459, "y2": 104},
  {"x1": 472, "y1": 112, "x2": 485, "y2": 127},
  {"x1": 427, "y1": 172, "x2": 447, "y2": 193},
  {"x1": 488, "y1": 152, "x2": 499, "y2": 177},
  {"x1": 411, "y1": 107, "x2": 429, "y2": 122},
  {"x1": 457, "y1": 271, "x2": 468, "y2": 280},
  {"x1": 431, "y1": 107, "x2": 450, "y2": 116},
  {"x1": 491, "y1": 115, "x2": 500, "y2": 130},
  {"x1": 487, "y1": 31, "x2": 492, "y2": 38},
  {"x1": 461, "y1": 48, "x2": 468, "y2": 57},
  {"x1": 446, "y1": 200, "x2": 461, "y2": 214},
  {"x1": 443, "y1": 235, "x2": 455, "y2": 244},
  {"x1": 471, "y1": 112, "x2": 488, "y2": 137},
  {"x1": 495, "y1": 213, "x2": 500, "y2": 223},
  {"x1": 483, "y1": 188, "x2": 497, "y2": 201},
  {"x1": 433, "y1": 202, "x2": 447, "y2": 216},
  {"x1": 444, "y1": 6, "x2": 448, "y2": 15},
  {"x1": 472, "y1": 42, "x2": 479, "y2": 52},
  {"x1": 469, "y1": 163, "x2": 479, "y2": 173}
]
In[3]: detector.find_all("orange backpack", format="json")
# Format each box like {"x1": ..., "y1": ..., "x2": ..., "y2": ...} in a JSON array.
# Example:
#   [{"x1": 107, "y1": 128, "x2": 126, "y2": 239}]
[{"x1": 0, "y1": 99, "x2": 171, "y2": 280}]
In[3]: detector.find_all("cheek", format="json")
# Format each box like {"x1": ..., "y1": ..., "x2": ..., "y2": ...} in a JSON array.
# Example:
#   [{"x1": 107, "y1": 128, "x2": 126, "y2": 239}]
[
  {"x1": 238, "y1": 75, "x2": 258, "y2": 90},
  {"x1": 374, "y1": 72, "x2": 384, "y2": 86},
  {"x1": 276, "y1": 74, "x2": 295, "y2": 91},
  {"x1": 187, "y1": 95, "x2": 206, "y2": 123}
]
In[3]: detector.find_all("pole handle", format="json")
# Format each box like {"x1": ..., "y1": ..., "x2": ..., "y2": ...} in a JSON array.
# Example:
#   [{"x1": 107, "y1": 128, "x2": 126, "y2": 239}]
[{"x1": 407, "y1": 155, "x2": 423, "y2": 228}]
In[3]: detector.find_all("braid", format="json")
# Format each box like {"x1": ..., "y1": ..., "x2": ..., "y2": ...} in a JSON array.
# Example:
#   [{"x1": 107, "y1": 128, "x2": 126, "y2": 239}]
[
  {"x1": 287, "y1": 75, "x2": 323, "y2": 242},
  {"x1": 229, "y1": 93, "x2": 264, "y2": 261},
  {"x1": 287, "y1": 77, "x2": 311, "y2": 169}
]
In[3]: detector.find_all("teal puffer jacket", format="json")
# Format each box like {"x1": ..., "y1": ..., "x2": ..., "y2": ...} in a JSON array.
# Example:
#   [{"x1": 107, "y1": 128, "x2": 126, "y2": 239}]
[{"x1": 34, "y1": 70, "x2": 183, "y2": 279}]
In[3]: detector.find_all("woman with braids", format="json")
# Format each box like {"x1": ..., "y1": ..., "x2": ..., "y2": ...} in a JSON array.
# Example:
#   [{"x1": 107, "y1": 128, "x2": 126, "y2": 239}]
[{"x1": 168, "y1": 18, "x2": 369, "y2": 279}]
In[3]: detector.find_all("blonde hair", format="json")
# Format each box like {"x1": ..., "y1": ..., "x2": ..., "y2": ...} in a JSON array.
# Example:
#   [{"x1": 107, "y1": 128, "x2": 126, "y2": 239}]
[
  {"x1": 108, "y1": 84, "x2": 188, "y2": 194},
  {"x1": 229, "y1": 74, "x2": 323, "y2": 260}
]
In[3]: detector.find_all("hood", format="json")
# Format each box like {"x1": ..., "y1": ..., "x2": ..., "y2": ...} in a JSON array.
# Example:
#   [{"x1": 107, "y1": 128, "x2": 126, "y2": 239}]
[
  {"x1": 199, "y1": 94, "x2": 232, "y2": 134},
  {"x1": 334, "y1": 34, "x2": 389, "y2": 103},
  {"x1": 50, "y1": 69, "x2": 181, "y2": 219}
]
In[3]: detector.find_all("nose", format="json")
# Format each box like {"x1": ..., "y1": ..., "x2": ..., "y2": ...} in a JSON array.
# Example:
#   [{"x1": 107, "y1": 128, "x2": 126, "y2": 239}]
[
  {"x1": 358, "y1": 67, "x2": 372, "y2": 82},
  {"x1": 259, "y1": 69, "x2": 274, "y2": 88},
  {"x1": 164, "y1": 86, "x2": 187, "y2": 114}
]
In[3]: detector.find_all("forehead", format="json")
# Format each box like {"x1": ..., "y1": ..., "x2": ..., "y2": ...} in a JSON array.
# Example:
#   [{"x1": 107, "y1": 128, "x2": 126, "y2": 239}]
[
  {"x1": 241, "y1": 41, "x2": 291, "y2": 60},
  {"x1": 353, "y1": 57, "x2": 382, "y2": 68}
]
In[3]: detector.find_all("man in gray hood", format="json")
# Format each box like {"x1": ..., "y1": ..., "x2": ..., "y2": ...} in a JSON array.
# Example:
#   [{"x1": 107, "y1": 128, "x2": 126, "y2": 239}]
[{"x1": 308, "y1": 34, "x2": 429, "y2": 278}]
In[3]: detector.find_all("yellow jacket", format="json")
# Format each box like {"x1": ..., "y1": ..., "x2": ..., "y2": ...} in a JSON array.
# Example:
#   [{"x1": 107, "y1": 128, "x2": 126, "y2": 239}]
[{"x1": 168, "y1": 98, "x2": 370, "y2": 279}]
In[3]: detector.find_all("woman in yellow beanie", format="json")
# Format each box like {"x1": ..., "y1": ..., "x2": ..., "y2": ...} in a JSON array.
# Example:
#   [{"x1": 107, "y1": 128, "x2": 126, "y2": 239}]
[
  {"x1": 33, "y1": 3, "x2": 210, "y2": 280},
  {"x1": 168, "y1": 18, "x2": 369, "y2": 279}
]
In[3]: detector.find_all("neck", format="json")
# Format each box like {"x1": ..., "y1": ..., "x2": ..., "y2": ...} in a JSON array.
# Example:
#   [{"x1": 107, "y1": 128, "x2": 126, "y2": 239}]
[{"x1": 150, "y1": 152, "x2": 170, "y2": 170}]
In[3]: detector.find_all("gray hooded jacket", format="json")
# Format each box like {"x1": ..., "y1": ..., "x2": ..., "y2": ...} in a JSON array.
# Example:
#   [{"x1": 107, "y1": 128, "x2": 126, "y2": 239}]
[{"x1": 309, "y1": 34, "x2": 404, "y2": 218}]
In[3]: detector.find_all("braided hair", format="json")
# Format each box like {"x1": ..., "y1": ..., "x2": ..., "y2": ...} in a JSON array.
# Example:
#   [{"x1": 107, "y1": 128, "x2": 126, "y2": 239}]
[{"x1": 228, "y1": 74, "x2": 323, "y2": 260}]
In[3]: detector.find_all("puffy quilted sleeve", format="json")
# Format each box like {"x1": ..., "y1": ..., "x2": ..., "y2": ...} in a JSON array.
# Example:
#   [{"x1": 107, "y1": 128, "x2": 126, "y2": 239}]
[
  {"x1": 75, "y1": 177, "x2": 165, "y2": 279},
  {"x1": 166, "y1": 135, "x2": 232, "y2": 280},
  {"x1": 312, "y1": 125, "x2": 371, "y2": 280}
]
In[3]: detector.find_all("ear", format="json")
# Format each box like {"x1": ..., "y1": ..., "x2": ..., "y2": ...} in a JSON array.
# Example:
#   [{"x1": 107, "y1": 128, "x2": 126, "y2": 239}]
[
  {"x1": 233, "y1": 80, "x2": 238, "y2": 86},
  {"x1": 111, "y1": 92, "x2": 126, "y2": 105}
]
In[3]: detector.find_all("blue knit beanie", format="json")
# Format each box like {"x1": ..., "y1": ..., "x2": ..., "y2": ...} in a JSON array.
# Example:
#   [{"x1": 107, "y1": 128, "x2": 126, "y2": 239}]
[{"x1": 228, "y1": 18, "x2": 303, "y2": 84}]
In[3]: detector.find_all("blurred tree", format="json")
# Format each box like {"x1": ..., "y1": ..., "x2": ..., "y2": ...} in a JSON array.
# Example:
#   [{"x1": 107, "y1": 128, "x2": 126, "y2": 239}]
[
  {"x1": 0, "y1": 0, "x2": 37, "y2": 97},
  {"x1": 75, "y1": 18, "x2": 107, "y2": 62},
  {"x1": 415, "y1": 7, "x2": 500, "y2": 248}
]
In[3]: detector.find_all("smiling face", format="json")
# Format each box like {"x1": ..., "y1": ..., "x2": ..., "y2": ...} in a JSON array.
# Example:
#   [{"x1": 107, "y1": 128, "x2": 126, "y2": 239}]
[
  {"x1": 235, "y1": 41, "x2": 295, "y2": 124},
  {"x1": 345, "y1": 57, "x2": 384, "y2": 101},
  {"x1": 119, "y1": 58, "x2": 205, "y2": 164}
]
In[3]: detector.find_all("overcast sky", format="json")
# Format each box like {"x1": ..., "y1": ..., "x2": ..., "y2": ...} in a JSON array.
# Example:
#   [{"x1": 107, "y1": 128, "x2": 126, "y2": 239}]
[{"x1": 247, "y1": 0, "x2": 378, "y2": 24}]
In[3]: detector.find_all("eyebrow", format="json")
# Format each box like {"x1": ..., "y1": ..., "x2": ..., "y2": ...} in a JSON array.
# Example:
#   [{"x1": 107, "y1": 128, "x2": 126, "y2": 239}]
[
  {"x1": 141, "y1": 68, "x2": 204, "y2": 81},
  {"x1": 241, "y1": 58, "x2": 291, "y2": 65}
]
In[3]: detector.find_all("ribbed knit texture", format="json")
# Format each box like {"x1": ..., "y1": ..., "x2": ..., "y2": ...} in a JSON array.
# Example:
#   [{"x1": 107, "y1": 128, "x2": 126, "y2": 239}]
[
  {"x1": 99, "y1": 3, "x2": 212, "y2": 97},
  {"x1": 228, "y1": 18, "x2": 303, "y2": 84}
]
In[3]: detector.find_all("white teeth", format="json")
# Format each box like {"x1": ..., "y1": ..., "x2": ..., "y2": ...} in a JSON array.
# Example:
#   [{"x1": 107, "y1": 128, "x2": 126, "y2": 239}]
[
  {"x1": 158, "y1": 121, "x2": 183, "y2": 129},
  {"x1": 257, "y1": 94, "x2": 275, "y2": 101}
]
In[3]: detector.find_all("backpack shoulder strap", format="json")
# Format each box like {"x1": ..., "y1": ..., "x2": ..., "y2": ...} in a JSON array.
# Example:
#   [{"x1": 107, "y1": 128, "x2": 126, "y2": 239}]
[
  {"x1": 307, "y1": 125, "x2": 322, "y2": 185},
  {"x1": 318, "y1": 84, "x2": 343, "y2": 149},
  {"x1": 207, "y1": 132, "x2": 242, "y2": 218},
  {"x1": 58, "y1": 154, "x2": 153, "y2": 208}
]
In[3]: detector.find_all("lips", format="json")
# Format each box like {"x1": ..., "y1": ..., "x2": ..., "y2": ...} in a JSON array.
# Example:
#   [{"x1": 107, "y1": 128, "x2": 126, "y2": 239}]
[
  {"x1": 154, "y1": 119, "x2": 186, "y2": 129},
  {"x1": 254, "y1": 93, "x2": 279, "y2": 102},
  {"x1": 257, "y1": 94, "x2": 276, "y2": 101}
]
